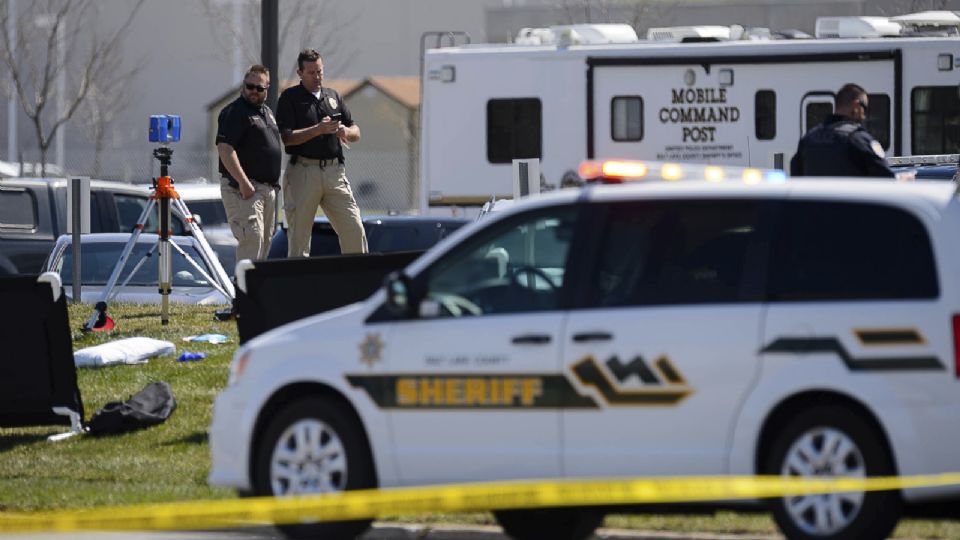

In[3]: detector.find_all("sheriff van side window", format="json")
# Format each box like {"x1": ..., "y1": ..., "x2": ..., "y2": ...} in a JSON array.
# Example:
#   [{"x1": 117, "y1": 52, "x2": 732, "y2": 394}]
[
  {"x1": 911, "y1": 87, "x2": 960, "y2": 154},
  {"x1": 865, "y1": 93, "x2": 891, "y2": 150},
  {"x1": 582, "y1": 200, "x2": 763, "y2": 307},
  {"x1": 754, "y1": 90, "x2": 776, "y2": 140},
  {"x1": 768, "y1": 201, "x2": 938, "y2": 301},
  {"x1": 487, "y1": 98, "x2": 542, "y2": 164},
  {"x1": 0, "y1": 188, "x2": 37, "y2": 229},
  {"x1": 611, "y1": 96, "x2": 643, "y2": 141}
]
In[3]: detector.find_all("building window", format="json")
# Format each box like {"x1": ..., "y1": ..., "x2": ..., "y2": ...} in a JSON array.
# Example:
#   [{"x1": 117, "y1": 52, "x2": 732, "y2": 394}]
[
  {"x1": 911, "y1": 86, "x2": 960, "y2": 154},
  {"x1": 487, "y1": 98, "x2": 542, "y2": 164},
  {"x1": 0, "y1": 189, "x2": 37, "y2": 229},
  {"x1": 611, "y1": 96, "x2": 643, "y2": 141},
  {"x1": 865, "y1": 93, "x2": 891, "y2": 150},
  {"x1": 755, "y1": 90, "x2": 776, "y2": 140}
]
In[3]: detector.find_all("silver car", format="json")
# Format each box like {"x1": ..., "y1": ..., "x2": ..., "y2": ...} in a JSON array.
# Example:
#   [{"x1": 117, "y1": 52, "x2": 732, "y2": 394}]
[{"x1": 43, "y1": 233, "x2": 230, "y2": 305}]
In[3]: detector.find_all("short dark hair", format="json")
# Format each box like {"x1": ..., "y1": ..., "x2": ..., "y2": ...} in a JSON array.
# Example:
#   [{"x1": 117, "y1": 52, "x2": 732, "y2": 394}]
[
  {"x1": 836, "y1": 83, "x2": 866, "y2": 108},
  {"x1": 245, "y1": 65, "x2": 269, "y2": 79},
  {"x1": 297, "y1": 48, "x2": 321, "y2": 71}
]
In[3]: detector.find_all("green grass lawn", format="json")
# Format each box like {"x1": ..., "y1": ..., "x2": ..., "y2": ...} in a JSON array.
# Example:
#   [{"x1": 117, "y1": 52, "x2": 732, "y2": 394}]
[{"x1": 0, "y1": 303, "x2": 957, "y2": 538}]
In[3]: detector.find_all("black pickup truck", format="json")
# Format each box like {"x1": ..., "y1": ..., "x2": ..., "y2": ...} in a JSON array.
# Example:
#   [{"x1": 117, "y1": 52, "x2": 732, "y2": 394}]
[{"x1": 0, "y1": 178, "x2": 158, "y2": 275}]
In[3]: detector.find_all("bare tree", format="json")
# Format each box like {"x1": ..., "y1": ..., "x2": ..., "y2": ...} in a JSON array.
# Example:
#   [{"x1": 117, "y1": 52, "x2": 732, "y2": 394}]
[
  {"x1": 78, "y1": 44, "x2": 141, "y2": 177},
  {"x1": 201, "y1": 0, "x2": 359, "y2": 83},
  {"x1": 0, "y1": 0, "x2": 144, "y2": 177}
]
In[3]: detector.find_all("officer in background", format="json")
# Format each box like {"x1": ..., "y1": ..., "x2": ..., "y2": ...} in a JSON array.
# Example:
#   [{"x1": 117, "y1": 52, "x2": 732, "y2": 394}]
[
  {"x1": 277, "y1": 48, "x2": 366, "y2": 257},
  {"x1": 790, "y1": 83, "x2": 896, "y2": 178},
  {"x1": 215, "y1": 64, "x2": 282, "y2": 262}
]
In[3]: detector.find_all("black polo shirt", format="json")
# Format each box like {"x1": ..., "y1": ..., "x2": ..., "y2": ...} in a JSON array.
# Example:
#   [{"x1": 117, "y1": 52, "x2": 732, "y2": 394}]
[
  {"x1": 276, "y1": 83, "x2": 354, "y2": 161},
  {"x1": 216, "y1": 96, "x2": 282, "y2": 187}
]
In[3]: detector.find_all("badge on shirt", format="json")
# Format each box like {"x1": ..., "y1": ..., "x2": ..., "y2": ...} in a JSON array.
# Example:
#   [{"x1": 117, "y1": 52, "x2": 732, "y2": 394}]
[
  {"x1": 328, "y1": 96, "x2": 338, "y2": 110},
  {"x1": 870, "y1": 140, "x2": 885, "y2": 158}
]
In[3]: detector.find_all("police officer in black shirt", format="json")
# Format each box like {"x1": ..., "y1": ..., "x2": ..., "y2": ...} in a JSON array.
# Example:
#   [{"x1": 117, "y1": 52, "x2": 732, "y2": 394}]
[
  {"x1": 790, "y1": 83, "x2": 896, "y2": 178},
  {"x1": 277, "y1": 48, "x2": 366, "y2": 257},
  {"x1": 216, "y1": 64, "x2": 282, "y2": 263}
]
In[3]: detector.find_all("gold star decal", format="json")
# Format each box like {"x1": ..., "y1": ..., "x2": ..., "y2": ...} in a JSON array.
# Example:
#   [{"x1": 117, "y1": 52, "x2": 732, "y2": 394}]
[{"x1": 359, "y1": 333, "x2": 384, "y2": 368}]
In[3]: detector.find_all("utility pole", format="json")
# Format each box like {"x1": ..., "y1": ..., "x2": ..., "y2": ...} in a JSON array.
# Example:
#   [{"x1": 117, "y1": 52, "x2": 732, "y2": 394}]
[
  {"x1": 261, "y1": 0, "x2": 278, "y2": 110},
  {"x1": 5, "y1": 0, "x2": 17, "y2": 166}
]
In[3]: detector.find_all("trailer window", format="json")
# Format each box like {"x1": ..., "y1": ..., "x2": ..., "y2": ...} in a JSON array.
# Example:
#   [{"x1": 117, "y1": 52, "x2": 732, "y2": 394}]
[
  {"x1": 805, "y1": 102, "x2": 833, "y2": 133},
  {"x1": 611, "y1": 96, "x2": 643, "y2": 141},
  {"x1": 865, "y1": 93, "x2": 890, "y2": 150},
  {"x1": 487, "y1": 98, "x2": 542, "y2": 163},
  {"x1": 911, "y1": 87, "x2": 960, "y2": 154},
  {"x1": 755, "y1": 90, "x2": 776, "y2": 140}
]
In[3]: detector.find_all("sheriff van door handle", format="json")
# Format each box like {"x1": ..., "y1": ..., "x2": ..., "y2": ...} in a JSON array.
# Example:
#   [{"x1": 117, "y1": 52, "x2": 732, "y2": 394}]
[
  {"x1": 512, "y1": 334, "x2": 552, "y2": 345},
  {"x1": 572, "y1": 332, "x2": 613, "y2": 343}
]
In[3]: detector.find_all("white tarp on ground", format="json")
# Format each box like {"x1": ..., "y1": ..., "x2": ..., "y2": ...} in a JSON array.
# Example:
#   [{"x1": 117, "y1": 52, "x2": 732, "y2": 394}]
[{"x1": 74, "y1": 337, "x2": 176, "y2": 368}]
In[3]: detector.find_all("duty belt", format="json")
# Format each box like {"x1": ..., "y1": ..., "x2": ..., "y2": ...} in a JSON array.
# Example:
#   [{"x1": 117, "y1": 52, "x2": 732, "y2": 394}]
[{"x1": 296, "y1": 157, "x2": 340, "y2": 167}]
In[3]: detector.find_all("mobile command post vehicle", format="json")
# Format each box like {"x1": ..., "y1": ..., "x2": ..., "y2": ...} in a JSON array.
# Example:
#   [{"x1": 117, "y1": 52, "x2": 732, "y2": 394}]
[
  {"x1": 419, "y1": 13, "x2": 960, "y2": 209},
  {"x1": 210, "y1": 159, "x2": 960, "y2": 540}
]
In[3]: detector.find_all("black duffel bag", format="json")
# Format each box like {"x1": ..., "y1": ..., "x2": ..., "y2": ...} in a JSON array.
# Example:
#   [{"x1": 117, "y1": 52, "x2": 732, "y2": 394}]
[{"x1": 87, "y1": 381, "x2": 176, "y2": 436}]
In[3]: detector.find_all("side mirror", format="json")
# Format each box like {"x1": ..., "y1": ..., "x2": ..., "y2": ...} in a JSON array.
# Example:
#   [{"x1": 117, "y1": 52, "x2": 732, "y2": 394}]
[{"x1": 384, "y1": 271, "x2": 411, "y2": 316}]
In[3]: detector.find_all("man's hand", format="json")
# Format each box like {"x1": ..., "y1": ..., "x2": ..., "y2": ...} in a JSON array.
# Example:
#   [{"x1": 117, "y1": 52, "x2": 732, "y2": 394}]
[
  {"x1": 239, "y1": 179, "x2": 256, "y2": 199},
  {"x1": 316, "y1": 116, "x2": 341, "y2": 135}
]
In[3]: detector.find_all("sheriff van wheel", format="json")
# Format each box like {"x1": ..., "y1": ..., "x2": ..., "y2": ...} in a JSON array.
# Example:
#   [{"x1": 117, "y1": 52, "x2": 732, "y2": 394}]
[
  {"x1": 763, "y1": 405, "x2": 901, "y2": 540},
  {"x1": 252, "y1": 396, "x2": 377, "y2": 540}
]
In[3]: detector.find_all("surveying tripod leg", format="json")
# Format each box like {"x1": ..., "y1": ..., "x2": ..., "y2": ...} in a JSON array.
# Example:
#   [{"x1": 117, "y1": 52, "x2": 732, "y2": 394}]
[
  {"x1": 159, "y1": 197, "x2": 173, "y2": 325},
  {"x1": 166, "y1": 241, "x2": 232, "y2": 300},
  {"x1": 171, "y1": 198, "x2": 235, "y2": 299},
  {"x1": 83, "y1": 198, "x2": 157, "y2": 331}
]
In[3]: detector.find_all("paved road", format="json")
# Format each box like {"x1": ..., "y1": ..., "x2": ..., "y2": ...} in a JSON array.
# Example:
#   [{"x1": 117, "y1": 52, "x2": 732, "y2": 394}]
[{"x1": 1, "y1": 523, "x2": 781, "y2": 540}]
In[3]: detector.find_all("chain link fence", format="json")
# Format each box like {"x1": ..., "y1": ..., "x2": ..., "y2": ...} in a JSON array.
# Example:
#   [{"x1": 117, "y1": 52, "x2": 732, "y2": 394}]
[{"x1": 15, "y1": 146, "x2": 420, "y2": 215}]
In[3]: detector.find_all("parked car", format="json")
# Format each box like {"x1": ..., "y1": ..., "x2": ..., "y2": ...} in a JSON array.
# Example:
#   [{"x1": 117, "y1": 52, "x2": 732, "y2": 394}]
[
  {"x1": 266, "y1": 215, "x2": 469, "y2": 259},
  {"x1": 43, "y1": 233, "x2": 230, "y2": 305},
  {"x1": 173, "y1": 181, "x2": 239, "y2": 276},
  {"x1": 211, "y1": 159, "x2": 960, "y2": 540},
  {"x1": 889, "y1": 154, "x2": 959, "y2": 181},
  {"x1": 0, "y1": 178, "x2": 154, "y2": 275}
]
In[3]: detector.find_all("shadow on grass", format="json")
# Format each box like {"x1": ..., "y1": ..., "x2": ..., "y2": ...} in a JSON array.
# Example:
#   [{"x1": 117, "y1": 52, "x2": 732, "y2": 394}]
[
  {"x1": 165, "y1": 431, "x2": 208, "y2": 446},
  {"x1": 0, "y1": 432, "x2": 54, "y2": 451}
]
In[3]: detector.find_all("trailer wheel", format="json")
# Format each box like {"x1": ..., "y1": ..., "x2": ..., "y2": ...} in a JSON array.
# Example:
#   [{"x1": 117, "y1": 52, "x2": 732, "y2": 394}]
[{"x1": 494, "y1": 508, "x2": 604, "y2": 540}]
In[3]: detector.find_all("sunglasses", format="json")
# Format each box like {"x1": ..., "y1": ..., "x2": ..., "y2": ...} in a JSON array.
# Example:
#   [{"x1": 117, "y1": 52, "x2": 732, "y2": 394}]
[
  {"x1": 245, "y1": 83, "x2": 269, "y2": 92},
  {"x1": 857, "y1": 99, "x2": 869, "y2": 112}
]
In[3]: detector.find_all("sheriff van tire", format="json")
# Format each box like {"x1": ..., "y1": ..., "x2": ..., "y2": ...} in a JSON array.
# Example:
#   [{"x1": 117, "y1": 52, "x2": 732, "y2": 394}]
[
  {"x1": 253, "y1": 397, "x2": 376, "y2": 540},
  {"x1": 764, "y1": 405, "x2": 901, "y2": 540}
]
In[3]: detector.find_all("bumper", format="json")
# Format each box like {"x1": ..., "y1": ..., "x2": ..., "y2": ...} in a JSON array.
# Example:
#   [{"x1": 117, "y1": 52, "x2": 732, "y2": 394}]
[{"x1": 208, "y1": 387, "x2": 253, "y2": 490}]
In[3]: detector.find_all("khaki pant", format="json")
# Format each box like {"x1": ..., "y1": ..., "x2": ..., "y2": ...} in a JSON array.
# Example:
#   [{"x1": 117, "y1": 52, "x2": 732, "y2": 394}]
[
  {"x1": 282, "y1": 161, "x2": 367, "y2": 257},
  {"x1": 220, "y1": 177, "x2": 277, "y2": 263}
]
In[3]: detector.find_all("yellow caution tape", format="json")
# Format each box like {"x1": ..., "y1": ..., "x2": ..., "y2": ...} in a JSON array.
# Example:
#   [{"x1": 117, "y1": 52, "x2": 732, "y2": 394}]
[{"x1": 1, "y1": 473, "x2": 959, "y2": 533}]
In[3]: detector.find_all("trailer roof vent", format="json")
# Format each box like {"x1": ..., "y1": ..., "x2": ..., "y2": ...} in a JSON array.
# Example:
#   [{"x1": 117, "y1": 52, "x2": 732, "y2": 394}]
[
  {"x1": 890, "y1": 10, "x2": 960, "y2": 36},
  {"x1": 814, "y1": 16, "x2": 902, "y2": 38},
  {"x1": 646, "y1": 25, "x2": 732, "y2": 42},
  {"x1": 553, "y1": 24, "x2": 639, "y2": 45}
]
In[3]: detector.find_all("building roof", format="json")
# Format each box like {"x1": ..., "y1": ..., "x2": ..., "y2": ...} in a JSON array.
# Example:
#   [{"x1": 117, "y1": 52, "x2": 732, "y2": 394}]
[{"x1": 206, "y1": 77, "x2": 420, "y2": 111}]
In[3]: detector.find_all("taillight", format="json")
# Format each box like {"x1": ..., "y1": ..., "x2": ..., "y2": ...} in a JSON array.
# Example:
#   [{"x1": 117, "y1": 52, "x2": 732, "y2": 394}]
[{"x1": 952, "y1": 315, "x2": 960, "y2": 378}]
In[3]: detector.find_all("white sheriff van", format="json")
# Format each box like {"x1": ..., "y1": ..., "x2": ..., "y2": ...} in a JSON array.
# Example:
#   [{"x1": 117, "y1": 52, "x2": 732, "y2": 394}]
[{"x1": 210, "y1": 161, "x2": 960, "y2": 540}]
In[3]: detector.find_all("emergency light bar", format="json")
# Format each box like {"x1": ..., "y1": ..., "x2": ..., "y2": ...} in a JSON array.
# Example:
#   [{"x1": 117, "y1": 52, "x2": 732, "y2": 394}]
[{"x1": 578, "y1": 159, "x2": 787, "y2": 184}]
